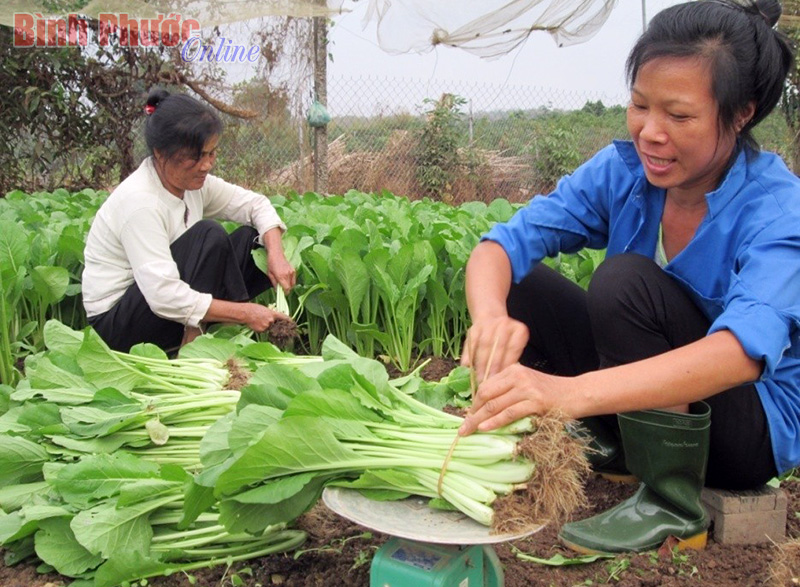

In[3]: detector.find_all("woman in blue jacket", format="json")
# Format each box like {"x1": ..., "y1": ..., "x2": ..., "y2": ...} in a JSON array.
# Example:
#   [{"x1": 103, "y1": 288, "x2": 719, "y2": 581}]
[{"x1": 459, "y1": 0, "x2": 798, "y2": 553}]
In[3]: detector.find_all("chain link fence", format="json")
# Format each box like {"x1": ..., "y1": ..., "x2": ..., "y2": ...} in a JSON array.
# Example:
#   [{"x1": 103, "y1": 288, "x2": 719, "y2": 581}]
[
  {"x1": 133, "y1": 74, "x2": 794, "y2": 202},
  {"x1": 205, "y1": 75, "x2": 631, "y2": 203}
]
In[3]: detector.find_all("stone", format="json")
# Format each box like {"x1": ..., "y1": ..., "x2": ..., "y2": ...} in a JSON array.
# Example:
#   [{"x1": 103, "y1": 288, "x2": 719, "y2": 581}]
[{"x1": 701, "y1": 485, "x2": 787, "y2": 545}]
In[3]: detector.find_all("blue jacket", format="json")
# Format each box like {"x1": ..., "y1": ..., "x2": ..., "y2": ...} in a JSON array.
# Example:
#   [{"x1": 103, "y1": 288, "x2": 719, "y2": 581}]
[{"x1": 484, "y1": 140, "x2": 800, "y2": 474}]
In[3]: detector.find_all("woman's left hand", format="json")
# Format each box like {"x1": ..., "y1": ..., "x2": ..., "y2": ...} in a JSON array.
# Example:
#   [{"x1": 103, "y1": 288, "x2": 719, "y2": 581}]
[
  {"x1": 267, "y1": 249, "x2": 296, "y2": 293},
  {"x1": 458, "y1": 363, "x2": 571, "y2": 436}
]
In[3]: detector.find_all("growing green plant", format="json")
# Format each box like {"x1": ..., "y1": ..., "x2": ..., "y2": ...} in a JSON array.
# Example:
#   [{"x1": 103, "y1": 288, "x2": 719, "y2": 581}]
[
  {"x1": 293, "y1": 531, "x2": 373, "y2": 559},
  {"x1": 414, "y1": 94, "x2": 467, "y2": 200},
  {"x1": 530, "y1": 123, "x2": 583, "y2": 192},
  {"x1": 604, "y1": 557, "x2": 631, "y2": 582}
]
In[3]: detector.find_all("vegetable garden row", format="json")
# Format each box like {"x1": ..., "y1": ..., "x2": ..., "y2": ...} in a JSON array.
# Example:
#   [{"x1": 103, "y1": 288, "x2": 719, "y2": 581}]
[{"x1": 0, "y1": 188, "x2": 601, "y2": 586}]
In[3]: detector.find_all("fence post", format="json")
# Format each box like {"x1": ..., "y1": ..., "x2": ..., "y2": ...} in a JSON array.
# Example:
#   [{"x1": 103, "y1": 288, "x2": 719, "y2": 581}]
[
  {"x1": 313, "y1": 14, "x2": 328, "y2": 194},
  {"x1": 468, "y1": 98, "x2": 474, "y2": 145}
]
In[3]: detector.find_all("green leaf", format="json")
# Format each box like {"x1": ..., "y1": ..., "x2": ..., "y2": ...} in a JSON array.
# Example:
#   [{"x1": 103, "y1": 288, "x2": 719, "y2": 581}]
[
  {"x1": 513, "y1": 549, "x2": 615, "y2": 566},
  {"x1": 0, "y1": 511, "x2": 40, "y2": 546},
  {"x1": 71, "y1": 495, "x2": 175, "y2": 558},
  {"x1": 43, "y1": 320, "x2": 84, "y2": 355},
  {"x1": 11, "y1": 384, "x2": 97, "y2": 405},
  {"x1": 178, "y1": 480, "x2": 215, "y2": 530},
  {"x1": 283, "y1": 388, "x2": 382, "y2": 424},
  {"x1": 47, "y1": 434, "x2": 129, "y2": 454},
  {"x1": 331, "y1": 469, "x2": 422, "y2": 499},
  {"x1": 0, "y1": 482, "x2": 50, "y2": 512},
  {"x1": 53, "y1": 453, "x2": 161, "y2": 508},
  {"x1": 237, "y1": 341, "x2": 296, "y2": 364},
  {"x1": 0, "y1": 219, "x2": 28, "y2": 283},
  {"x1": 239, "y1": 363, "x2": 321, "y2": 410},
  {"x1": 60, "y1": 400, "x2": 146, "y2": 438},
  {"x1": 0, "y1": 436, "x2": 49, "y2": 487},
  {"x1": 487, "y1": 198, "x2": 515, "y2": 222},
  {"x1": 15, "y1": 402, "x2": 68, "y2": 435},
  {"x1": 179, "y1": 336, "x2": 237, "y2": 363},
  {"x1": 129, "y1": 343, "x2": 168, "y2": 360},
  {"x1": 30, "y1": 265, "x2": 70, "y2": 305},
  {"x1": 3, "y1": 534, "x2": 35, "y2": 565},
  {"x1": 0, "y1": 504, "x2": 70, "y2": 544},
  {"x1": 198, "y1": 412, "x2": 236, "y2": 469},
  {"x1": 117, "y1": 478, "x2": 182, "y2": 507},
  {"x1": 251, "y1": 247, "x2": 268, "y2": 275},
  {"x1": 92, "y1": 551, "x2": 170, "y2": 587},
  {"x1": 218, "y1": 472, "x2": 328, "y2": 533},
  {"x1": 35, "y1": 517, "x2": 103, "y2": 577},
  {"x1": 281, "y1": 234, "x2": 315, "y2": 268},
  {"x1": 227, "y1": 405, "x2": 283, "y2": 456},
  {"x1": 24, "y1": 354, "x2": 93, "y2": 391},
  {"x1": 332, "y1": 247, "x2": 369, "y2": 322},
  {"x1": 76, "y1": 329, "x2": 142, "y2": 392},
  {"x1": 215, "y1": 416, "x2": 360, "y2": 495}
]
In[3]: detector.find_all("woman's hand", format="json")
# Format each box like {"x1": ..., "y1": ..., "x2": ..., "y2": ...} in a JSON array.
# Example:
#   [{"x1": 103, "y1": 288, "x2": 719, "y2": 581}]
[
  {"x1": 461, "y1": 316, "x2": 530, "y2": 382},
  {"x1": 267, "y1": 249, "x2": 296, "y2": 293},
  {"x1": 241, "y1": 303, "x2": 291, "y2": 332},
  {"x1": 458, "y1": 364, "x2": 568, "y2": 436}
]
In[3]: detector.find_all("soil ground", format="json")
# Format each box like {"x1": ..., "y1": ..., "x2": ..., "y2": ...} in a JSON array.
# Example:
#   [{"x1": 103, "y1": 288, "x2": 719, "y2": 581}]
[{"x1": 2, "y1": 358, "x2": 798, "y2": 587}]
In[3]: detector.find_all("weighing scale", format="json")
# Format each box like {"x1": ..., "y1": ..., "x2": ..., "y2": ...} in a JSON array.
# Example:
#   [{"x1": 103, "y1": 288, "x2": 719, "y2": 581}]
[{"x1": 322, "y1": 487, "x2": 543, "y2": 587}]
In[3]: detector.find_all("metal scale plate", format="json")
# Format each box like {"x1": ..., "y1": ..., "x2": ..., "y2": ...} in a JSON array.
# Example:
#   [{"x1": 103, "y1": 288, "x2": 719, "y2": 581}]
[{"x1": 322, "y1": 487, "x2": 543, "y2": 545}]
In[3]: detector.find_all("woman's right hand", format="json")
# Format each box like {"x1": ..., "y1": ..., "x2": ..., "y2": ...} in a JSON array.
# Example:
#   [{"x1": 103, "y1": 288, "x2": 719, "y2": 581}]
[
  {"x1": 241, "y1": 303, "x2": 290, "y2": 332},
  {"x1": 461, "y1": 315, "x2": 529, "y2": 383}
]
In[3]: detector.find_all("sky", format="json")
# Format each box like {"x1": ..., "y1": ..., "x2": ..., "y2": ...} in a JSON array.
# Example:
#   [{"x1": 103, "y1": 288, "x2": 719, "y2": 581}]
[{"x1": 326, "y1": 0, "x2": 684, "y2": 105}]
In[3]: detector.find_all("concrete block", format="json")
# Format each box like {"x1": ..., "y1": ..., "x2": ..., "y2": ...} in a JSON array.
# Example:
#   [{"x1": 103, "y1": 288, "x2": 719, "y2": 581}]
[{"x1": 701, "y1": 485, "x2": 787, "y2": 544}]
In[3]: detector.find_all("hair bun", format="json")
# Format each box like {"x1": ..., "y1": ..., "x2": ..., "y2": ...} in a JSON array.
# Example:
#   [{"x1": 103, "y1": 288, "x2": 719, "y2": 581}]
[
  {"x1": 145, "y1": 88, "x2": 171, "y2": 111},
  {"x1": 755, "y1": 0, "x2": 782, "y2": 28}
]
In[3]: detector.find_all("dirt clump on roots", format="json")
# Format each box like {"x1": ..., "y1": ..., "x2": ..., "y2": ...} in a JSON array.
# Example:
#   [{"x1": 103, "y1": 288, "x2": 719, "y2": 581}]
[
  {"x1": 267, "y1": 316, "x2": 299, "y2": 350},
  {"x1": 492, "y1": 412, "x2": 591, "y2": 535},
  {"x1": 224, "y1": 357, "x2": 252, "y2": 390}
]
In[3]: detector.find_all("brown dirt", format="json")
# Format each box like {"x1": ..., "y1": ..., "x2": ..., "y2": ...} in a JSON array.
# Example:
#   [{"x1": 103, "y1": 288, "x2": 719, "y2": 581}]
[
  {"x1": 384, "y1": 355, "x2": 459, "y2": 381},
  {"x1": 224, "y1": 357, "x2": 252, "y2": 390},
  {"x1": 2, "y1": 355, "x2": 798, "y2": 586},
  {"x1": 4, "y1": 478, "x2": 797, "y2": 586},
  {"x1": 267, "y1": 316, "x2": 299, "y2": 351}
]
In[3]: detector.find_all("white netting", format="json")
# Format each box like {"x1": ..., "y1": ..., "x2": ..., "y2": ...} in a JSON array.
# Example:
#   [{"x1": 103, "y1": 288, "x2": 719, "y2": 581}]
[
  {"x1": 362, "y1": 0, "x2": 619, "y2": 59},
  {"x1": 5, "y1": 0, "x2": 617, "y2": 58}
]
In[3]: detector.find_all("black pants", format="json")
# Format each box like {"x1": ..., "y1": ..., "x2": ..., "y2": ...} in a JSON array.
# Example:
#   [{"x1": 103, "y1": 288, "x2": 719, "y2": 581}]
[
  {"x1": 88, "y1": 220, "x2": 271, "y2": 353},
  {"x1": 508, "y1": 253, "x2": 777, "y2": 490}
]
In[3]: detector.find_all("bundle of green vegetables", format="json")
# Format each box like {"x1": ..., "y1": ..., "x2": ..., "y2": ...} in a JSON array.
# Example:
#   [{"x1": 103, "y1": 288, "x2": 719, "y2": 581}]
[
  {"x1": 194, "y1": 336, "x2": 588, "y2": 536},
  {"x1": 0, "y1": 321, "x2": 314, "y2": 586}
]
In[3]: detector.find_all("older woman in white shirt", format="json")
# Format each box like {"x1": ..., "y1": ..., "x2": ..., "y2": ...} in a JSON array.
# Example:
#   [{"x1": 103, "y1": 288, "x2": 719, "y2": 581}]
[{"x1": 82, "y1": 88, "x2": 295, "y2": 352}]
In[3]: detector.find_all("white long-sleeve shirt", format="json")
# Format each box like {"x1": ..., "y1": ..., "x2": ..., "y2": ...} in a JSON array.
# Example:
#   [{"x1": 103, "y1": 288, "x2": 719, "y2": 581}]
[{"x1": 82, "y1": 157, "x2": 286, "y2": 327}]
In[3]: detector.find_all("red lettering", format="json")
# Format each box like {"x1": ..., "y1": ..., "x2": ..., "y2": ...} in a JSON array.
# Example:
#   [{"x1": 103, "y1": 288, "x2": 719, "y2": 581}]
[
  {"x1": 118, "y1": 13, "x2": 139, "y2": 46},
  {"x1": 13, "y1": 13, "x2": 35, "y2": 46},
  {"x1": 98, "y1": 14, "x2": 117, "y2": 45}
]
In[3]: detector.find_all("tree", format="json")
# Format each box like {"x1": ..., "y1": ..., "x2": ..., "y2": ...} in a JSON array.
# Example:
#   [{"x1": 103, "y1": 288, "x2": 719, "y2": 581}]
[{"x1": 0, "y1": 11, "x2": 314, "y2": 194}]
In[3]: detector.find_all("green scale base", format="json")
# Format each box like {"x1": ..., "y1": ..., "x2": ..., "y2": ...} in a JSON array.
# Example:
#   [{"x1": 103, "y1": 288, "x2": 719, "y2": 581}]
[{"x1": 370, "y1": 537, "x2": 503, "y2": 587}]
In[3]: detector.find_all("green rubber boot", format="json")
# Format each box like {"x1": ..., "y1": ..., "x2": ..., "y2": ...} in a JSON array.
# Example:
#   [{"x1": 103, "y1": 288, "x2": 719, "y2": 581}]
[
  {"x1": 559, "y1": 402, "x2": 711, "y2": 554},
  {"x1": 567, "y1": 417, "x2": 636, "y2": 483}
]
